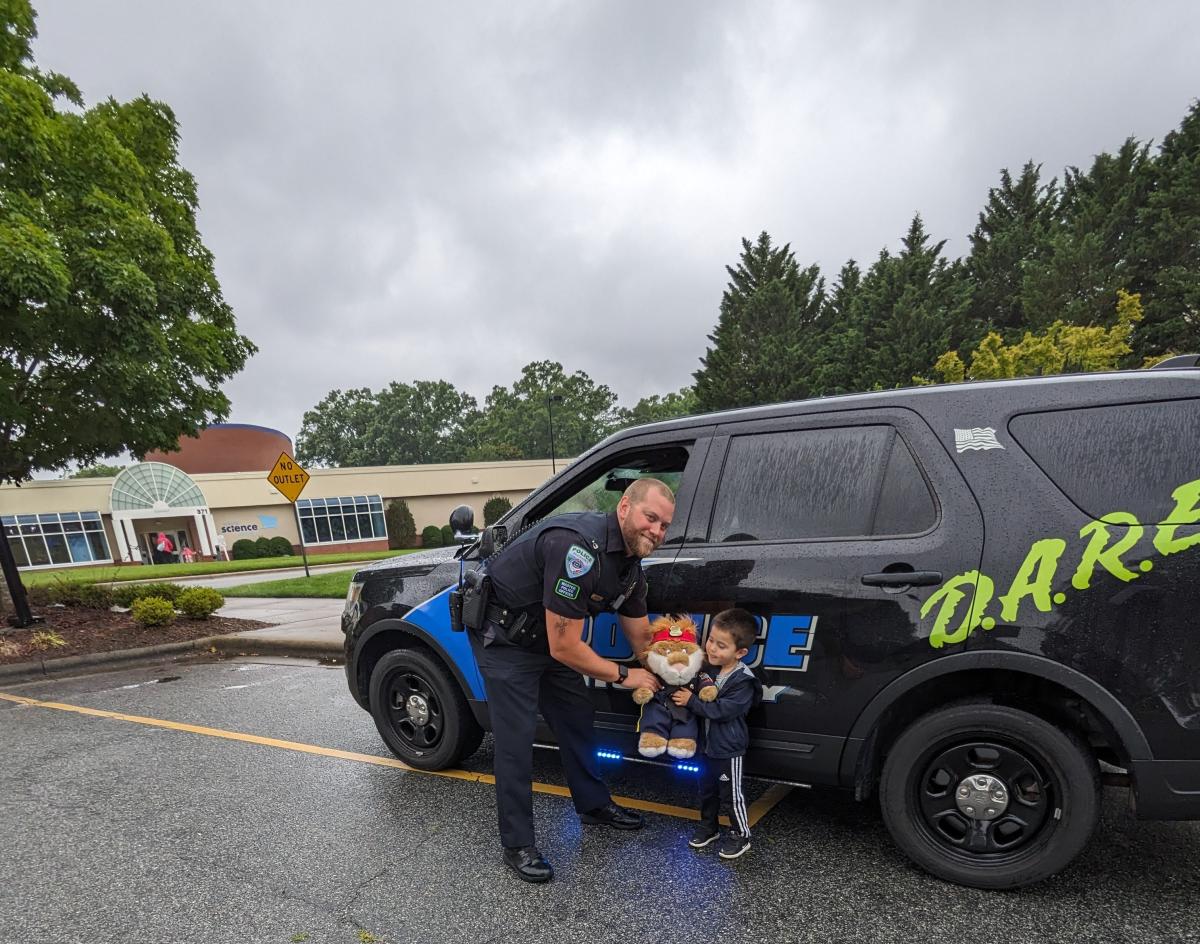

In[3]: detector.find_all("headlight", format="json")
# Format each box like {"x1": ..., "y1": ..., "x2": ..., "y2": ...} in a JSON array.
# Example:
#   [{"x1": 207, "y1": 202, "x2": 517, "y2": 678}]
[{"x1": 345, "y1": 579, "x2": 365, "y2": 610}]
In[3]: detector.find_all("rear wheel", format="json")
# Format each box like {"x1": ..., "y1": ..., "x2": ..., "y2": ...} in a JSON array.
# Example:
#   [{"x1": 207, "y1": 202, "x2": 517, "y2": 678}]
[
  {"x1": 879, "y1": 702, "x2": 1100, "y2": 889},
  {"x1": 368, "y1": 648, "x2": 483, "y2": 770}
]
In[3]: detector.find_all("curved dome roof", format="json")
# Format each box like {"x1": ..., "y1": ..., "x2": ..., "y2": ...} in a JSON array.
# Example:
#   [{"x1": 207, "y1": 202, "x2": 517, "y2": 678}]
[{"x1": 110, "y1": 462, "x2": 207, "y2": 512}]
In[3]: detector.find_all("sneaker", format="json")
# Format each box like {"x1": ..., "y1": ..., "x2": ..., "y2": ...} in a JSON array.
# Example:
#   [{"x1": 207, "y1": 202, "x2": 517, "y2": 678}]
[
  {"x1": 688, "y1": 825, "x2": 720, "y2": 849},
  {"x1": 718, "y1": 833, "x2": 751, "y2": 860}
]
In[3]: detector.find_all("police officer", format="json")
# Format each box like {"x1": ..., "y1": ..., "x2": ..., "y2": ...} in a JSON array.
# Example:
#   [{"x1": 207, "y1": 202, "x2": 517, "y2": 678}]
[{"x1": 467, "y1": 478, "x2": 673, "y2": 883}]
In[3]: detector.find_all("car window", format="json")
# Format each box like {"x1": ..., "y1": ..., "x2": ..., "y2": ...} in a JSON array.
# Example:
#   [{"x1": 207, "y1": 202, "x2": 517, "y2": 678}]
[
  {"x1": 537, "y1": 445, "x2": 691, "y2": 541},
  {"x1": 709, "y1": 425, "x2": 934, "y2": 542},
  {"x1": 1009, "y1": 398, "x2": 1200, "y2": 523}
]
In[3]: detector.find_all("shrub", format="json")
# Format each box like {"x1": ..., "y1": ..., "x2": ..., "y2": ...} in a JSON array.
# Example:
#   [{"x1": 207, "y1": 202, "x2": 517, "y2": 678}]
[
  {"x1": 25, "y1": 584, "x2": 54, "y2": 606},
  {"x1": 255, "y1": 536, "x2": 273, "y2": 557},
  {"x1": 267, "y1": 536, "x2": 294, "y2": 556},
  {"x1": 130, "y1": 596, "x2": 176, "y2": 627},
  {"x1": 483, "y1": 495, "x2": 512, "y2": 527},
  {"x1": 177, "y1": 587, "x2": 225, "y2": 619},
  {"x1": 78, "y1": 583, "x2": 115, "y2": 610},
  {"x1": 420, "y1": 525, "x2": 442, "y2": 548},
  {"x1": 231, "y1": 538, "x2": 259, "y2": 560},
  {"x1": 112, "y1": 582, "x2": 184, "y2": 607},
  {"x1": 441, "y1": 524, "x2": 455, "y2": 546},
  {"x1": 386, "y1": 498, "x2": 417, "y2": 549}
]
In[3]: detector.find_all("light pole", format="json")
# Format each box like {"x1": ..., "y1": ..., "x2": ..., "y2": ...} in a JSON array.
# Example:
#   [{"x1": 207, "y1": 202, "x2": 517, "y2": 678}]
[{"x1": 547, "y1": 394, "x2": 563, "y2": 474}]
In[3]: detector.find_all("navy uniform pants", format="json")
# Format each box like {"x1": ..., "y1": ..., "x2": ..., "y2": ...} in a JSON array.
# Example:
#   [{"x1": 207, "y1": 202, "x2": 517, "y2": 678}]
[{"x1": 469, "y1": 624, "x2": 611, "y2": 849}]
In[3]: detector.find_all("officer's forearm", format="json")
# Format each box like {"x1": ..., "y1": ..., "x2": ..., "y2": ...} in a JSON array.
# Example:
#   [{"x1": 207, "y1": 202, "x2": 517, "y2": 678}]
[{"x1": 545, "y1": 610, "x2": 621, "y2": 682}]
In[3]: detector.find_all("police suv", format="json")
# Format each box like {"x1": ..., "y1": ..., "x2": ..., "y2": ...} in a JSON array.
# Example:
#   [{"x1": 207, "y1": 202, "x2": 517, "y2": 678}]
[{"x1": 342, "y1": 358, "x2": 1200, "y2": 889}]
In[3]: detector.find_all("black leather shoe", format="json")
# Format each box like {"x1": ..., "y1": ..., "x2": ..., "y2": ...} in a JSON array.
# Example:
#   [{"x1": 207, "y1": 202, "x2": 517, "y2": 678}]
[
  {"x1": 502, "y1": 845, "x2": 553, "y2": 883},
  {"x1": 579, "y1": 802, "x2": 644, "y2": 830}
]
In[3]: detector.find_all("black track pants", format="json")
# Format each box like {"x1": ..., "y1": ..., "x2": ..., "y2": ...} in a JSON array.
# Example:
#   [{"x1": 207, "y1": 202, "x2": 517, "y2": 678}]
[
  {"x1": 699, "y1": 754, "x2": 750, "y2": 838},
  {"x1": 470, "y1": 628, "x2": 611, "y2": 849}
]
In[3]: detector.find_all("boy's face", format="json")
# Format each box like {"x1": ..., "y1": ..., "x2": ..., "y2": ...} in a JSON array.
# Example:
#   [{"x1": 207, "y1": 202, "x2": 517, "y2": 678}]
[{"x1": 705, "y1": 625, "x2": 749, "y2": 669}]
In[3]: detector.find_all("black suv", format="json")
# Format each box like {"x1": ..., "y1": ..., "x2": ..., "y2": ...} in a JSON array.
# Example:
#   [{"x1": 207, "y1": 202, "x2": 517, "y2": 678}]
[{"x1": 342, "y1": 360, "x2": 1200, "y2": 888}]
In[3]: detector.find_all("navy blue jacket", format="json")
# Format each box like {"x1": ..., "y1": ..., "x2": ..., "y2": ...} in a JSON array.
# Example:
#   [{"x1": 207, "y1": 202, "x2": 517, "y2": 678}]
[{"x1": 684, "y1": 661, "x2": 762, "y2": 759}]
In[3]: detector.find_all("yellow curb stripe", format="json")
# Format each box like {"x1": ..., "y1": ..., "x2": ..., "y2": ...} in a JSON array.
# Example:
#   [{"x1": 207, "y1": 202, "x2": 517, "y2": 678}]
[{"x1": 0, "y1": 691, "x2": 792, "y2": 824}]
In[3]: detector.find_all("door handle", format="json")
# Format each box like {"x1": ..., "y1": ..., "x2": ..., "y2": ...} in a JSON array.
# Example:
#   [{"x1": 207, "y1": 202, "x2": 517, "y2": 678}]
[{"x1": 861, "y1": 570, "x2": 943, "y2": 588}]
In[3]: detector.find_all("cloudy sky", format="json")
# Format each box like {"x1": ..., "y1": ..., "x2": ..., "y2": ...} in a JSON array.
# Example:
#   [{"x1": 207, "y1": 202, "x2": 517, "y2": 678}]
[{"x1": 34, "y1": 1, "x2": 1200, "y2": 445}]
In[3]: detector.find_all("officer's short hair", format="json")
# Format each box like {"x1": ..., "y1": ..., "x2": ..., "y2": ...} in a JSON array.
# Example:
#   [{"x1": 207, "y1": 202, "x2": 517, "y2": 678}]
[
  {"x1": 623, "y1": 477, "x2": 675, "y2": 506},
  {"x1": 711, "y1": 608, "x2": 757, "y2": 651}
]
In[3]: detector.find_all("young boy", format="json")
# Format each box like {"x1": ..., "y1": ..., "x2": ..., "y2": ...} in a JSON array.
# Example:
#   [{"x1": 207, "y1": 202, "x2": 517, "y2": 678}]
[{"x1": 672, "y1": 607, "x2": 762, "y2": 860}]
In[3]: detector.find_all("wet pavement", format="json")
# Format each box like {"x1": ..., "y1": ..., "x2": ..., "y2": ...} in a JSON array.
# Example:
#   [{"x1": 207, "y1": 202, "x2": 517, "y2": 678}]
[{"x1": 2, "y1": 658, "x2": 1198, "y2": 944}]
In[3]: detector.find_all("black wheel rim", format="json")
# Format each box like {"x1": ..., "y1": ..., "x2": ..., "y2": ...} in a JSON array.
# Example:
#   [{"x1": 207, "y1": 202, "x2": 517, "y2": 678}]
[
  {"x1": 912, "y1": 737, "x2": 1056, "y2": 864},
  {"x1": 386, "y1": 671, "x2": 444, "y2": 754}
]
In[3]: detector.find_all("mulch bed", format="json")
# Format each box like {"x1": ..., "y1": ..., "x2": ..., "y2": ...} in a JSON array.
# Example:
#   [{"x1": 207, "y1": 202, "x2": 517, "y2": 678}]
[{"x1": 0, "y1": 605, "x2": 269, "y2": 667}]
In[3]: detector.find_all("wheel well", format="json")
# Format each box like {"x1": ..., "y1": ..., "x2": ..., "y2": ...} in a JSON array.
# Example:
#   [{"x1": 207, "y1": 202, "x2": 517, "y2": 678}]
[
  {"x1": 355, "y1": 627, "x2": 442, "y2": 707},
  {"x1": 853, "y1": 669, "x2": 1129, "y2": 801}
]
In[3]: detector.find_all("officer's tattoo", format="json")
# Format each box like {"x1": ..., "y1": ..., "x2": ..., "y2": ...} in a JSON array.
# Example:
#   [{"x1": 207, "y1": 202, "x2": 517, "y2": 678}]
[{"x1": 552, "y1": 614, "x2": 571, "y2": 635}]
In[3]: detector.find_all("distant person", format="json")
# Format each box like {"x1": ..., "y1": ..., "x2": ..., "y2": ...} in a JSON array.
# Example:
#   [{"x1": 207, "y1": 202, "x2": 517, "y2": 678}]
[{"x1": 154, "y1": 532, "x2": 175, "y2": 564}]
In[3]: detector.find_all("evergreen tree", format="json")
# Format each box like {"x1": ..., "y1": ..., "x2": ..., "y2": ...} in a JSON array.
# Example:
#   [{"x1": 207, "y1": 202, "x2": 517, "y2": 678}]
[
  {"x1": 1132, "y1": 100, "x2": 1200, "y2": 358},
  {"x1": 966, "y1": 162, "x2": 1059, "y2": 337},
  {"x1": 693, "y1": 232, "x2": 825, "y2": 411},
  {"x1": 809, "y1": 260, "x2": 863, "y2": 395},
  {"x1": 1022, "y1": 139, "x2": 1154, "y2": 331}
]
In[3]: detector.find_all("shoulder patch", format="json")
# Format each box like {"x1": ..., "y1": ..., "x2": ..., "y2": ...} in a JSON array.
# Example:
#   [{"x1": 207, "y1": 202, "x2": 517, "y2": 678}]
[
  {"x1": 554, "y1": 578, "x2": 580, "y2": 600},
  {"x1": 564, "y1": 544, "x2": 594, "y2": 579}
]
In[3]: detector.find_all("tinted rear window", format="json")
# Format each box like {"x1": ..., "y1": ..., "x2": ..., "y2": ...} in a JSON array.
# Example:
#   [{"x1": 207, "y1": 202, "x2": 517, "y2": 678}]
[
  {"x1": 1009, "y1": 399, "x2": 1200, "y2": 523},
  {"x1": 709, "y1": 425, "x2": 935, "y2": 542}
]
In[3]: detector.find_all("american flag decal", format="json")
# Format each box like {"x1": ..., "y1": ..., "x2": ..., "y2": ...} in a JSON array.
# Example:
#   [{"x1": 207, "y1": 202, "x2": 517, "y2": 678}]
[{"x1": 954, "y1": 427, "x2": 1004, "y2": 452}]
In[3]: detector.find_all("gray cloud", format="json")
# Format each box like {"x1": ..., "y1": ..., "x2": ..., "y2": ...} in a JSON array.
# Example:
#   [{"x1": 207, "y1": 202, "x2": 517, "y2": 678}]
[{"x1": 32, "y1": 0, "x2": 1200, "y2": 446}]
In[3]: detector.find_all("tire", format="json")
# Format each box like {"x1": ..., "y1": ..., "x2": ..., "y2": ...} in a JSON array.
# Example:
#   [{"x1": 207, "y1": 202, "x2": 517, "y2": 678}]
[
  {"x1": 368, "y1": 647, "x2": 483, "y2": 770},
  {"x1": 879, "y1": 702, "x2": 1100, "y2": 889}
]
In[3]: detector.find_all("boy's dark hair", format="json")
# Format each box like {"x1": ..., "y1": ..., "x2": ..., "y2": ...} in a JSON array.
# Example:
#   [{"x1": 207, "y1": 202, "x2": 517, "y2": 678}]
[{"x1": 711, "y1": 608, "x2": 757, "y2": 651}]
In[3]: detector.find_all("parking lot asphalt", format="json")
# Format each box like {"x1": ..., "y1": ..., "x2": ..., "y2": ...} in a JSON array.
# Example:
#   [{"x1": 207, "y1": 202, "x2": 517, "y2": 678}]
[{"x1": 2, "y1": 657, "x2": 1198, "y2": 944}]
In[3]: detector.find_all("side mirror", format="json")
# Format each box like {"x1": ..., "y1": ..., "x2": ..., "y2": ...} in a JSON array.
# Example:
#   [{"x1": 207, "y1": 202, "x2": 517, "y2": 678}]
[{"x1": 449, "y1": 505, "x2": 475, "y2": 542}]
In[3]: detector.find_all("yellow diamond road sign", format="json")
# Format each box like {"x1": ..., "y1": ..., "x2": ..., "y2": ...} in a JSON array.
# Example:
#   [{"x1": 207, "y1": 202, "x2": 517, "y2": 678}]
[{"x1": 267, "y1": 452, "x2": 310, "y2": 503}]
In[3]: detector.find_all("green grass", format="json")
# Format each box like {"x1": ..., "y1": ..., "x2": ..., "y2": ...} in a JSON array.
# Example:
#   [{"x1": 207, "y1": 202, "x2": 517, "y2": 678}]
[
  {"x1": 21, "y1": 549, "x2": 418, "y2": 586},
  {"x1": 219, "y1": 569, "x2": 357, "y2": 599}
]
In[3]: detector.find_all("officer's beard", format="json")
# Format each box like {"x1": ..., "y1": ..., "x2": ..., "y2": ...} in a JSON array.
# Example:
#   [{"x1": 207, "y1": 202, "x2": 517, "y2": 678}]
[{"x1": 620, "y1": 520, "x2": 661, "y2": 558}]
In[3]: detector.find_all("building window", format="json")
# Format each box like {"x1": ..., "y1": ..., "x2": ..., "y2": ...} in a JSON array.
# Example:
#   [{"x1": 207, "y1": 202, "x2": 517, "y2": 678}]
[
  {"x1": 296, "y1": 495, "x2": 387, "y2": 546},
  {"x1": 3, "y1": 511, "x2": 113, "y2": 569}
]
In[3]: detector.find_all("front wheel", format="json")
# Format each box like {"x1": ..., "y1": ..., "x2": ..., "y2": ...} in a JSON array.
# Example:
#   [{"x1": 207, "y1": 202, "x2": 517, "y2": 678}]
[
  {"x1": 368, "y1": 647, "x2": 483, "y2": 770},
  {"x1": 879, "y1": 702, "x2": 1100, "y2": 889}
]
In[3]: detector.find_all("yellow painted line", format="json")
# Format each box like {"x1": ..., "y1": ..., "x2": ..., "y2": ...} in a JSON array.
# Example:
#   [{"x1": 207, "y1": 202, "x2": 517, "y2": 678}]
[{"x1": 0, "y1": 691, "x2": 793, "y2": 824}]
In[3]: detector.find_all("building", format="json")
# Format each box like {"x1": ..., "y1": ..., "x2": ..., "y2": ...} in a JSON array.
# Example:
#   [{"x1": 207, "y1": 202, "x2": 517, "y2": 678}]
[{"x1": 1, "y1": 424, "x2": 555, "y2": 570}]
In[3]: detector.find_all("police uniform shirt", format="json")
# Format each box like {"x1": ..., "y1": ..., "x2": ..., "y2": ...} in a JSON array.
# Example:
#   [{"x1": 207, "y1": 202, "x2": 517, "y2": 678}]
[{"x1": 489, "y1": 513, "x2": 648, "y2": 626}]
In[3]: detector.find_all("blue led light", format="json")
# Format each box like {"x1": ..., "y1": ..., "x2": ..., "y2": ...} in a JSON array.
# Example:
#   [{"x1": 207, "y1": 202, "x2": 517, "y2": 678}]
[
  {"x1": 596, "y1": 749, "x2": 623, "y2": 761},
  {"x1": 674, "y1": 761, "x2": 701, "y2": 774}
]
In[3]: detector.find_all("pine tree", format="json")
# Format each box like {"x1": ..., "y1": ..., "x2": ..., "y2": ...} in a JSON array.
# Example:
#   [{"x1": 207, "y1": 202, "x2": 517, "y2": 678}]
[
  {"x1": 809, "y1": 260, "x2": 863, "y2": 395},
  {"x1": 966, "y1": 162, "x2": 1059, "y2": 337},
  {"x1": 1131, "y1": 100, "x2": 1200, "y2": 358},
  {"x1": 693, "y1": 232, "x2": 825, "y2": 411}
]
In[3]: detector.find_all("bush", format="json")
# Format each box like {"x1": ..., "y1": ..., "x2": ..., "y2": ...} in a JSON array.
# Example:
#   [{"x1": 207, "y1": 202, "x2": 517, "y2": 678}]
[
  {"x1": 78, "y1": 583, "x2": 115, "y2": 610},
  {"x1": 267, "y1": 536, "x2": 294, "y2": 556},
  {"x1": 130, "y1": 595, "x2": 176, "y2": 627},
  {"x1": 386, "y1": 499, "x2": 417, "y2": 549},
  {"x1": 177, "y1": 587, "x2": 225, "y2": 619},
  {"x1": 441, "y1": 524, "x2": 455, "y2": 546},
  {"x1": 112, "y1": 582, "x2": 184, "y2": 607},
  {"x1": 231, "y1": 538, "x2": 259, "y2": 560},
  {"x1": 26, "y1": 584, "x2": 54, "y2": 606},
  {"x1": 420, "y1": 525, "x2": 442, "y2": 548},
  {"x1": 254, "y1": 536, "x2": 273, "y2": 557},
  {"x1": 483, "y1": 495, "x2": 512, "y2": 527}
]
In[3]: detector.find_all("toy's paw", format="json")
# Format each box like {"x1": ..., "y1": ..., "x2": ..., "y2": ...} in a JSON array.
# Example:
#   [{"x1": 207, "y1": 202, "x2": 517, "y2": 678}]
[
  {"x1": 632, "y1": 687, "x2": 653, "y2": 705},
  {"x1": 667, "y1": 738, "x2": 697, "y2": 759},
  {"x1": 698, "y1": 685, "x2": 718, "y2": 702},
  {"x1": 638, "y1": 733, "x2": 668, "y2": 757}
]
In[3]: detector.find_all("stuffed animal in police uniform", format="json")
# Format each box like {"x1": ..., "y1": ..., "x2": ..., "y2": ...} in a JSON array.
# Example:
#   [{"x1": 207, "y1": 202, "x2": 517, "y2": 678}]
[{"x1": 632, "y1": 615, "x2": 717, "y2": 759}]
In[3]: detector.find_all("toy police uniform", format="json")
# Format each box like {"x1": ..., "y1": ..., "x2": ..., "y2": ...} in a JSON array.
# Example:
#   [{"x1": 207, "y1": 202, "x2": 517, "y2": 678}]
[{"x1": 468, "y1": 511, "x2": 647, "y2": 850}]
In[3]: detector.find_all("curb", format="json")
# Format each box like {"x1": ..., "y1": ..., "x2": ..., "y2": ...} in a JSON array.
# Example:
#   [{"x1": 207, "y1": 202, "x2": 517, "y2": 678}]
[{"x1": 0, "y1": 634, "x2": 342, "y2": 684}]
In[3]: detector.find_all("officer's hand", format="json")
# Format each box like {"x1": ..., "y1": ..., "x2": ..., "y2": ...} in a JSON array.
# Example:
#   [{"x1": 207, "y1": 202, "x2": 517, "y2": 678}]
[
  {"x1": 671, "y1": 688, "x2": 692, "y2": 707},
  {"x1": 622, "y1": 668, "x2": 661, "y2": 691}
]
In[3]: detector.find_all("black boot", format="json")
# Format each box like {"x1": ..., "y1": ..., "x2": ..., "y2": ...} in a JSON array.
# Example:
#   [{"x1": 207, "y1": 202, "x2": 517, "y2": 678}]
[{"x1": 502, "y1": 845, "x2": 553, "y2": 883}]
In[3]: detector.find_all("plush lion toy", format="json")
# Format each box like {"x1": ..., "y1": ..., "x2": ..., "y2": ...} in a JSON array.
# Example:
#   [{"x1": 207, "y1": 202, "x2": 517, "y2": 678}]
[{"x1": 633, "y1": 615, "x2": 717, "y2": 759}]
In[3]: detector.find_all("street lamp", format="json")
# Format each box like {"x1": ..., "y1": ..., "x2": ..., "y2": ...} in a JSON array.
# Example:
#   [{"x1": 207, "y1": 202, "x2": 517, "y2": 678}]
[{"x1": 547, "y1": 394, "x2": 563, "y2": 474}]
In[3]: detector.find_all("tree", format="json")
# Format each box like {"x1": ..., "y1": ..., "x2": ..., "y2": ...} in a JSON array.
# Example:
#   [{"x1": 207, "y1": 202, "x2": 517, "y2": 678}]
[
  {"x1": 620, "y1": 386, "x2": 698, "y2": 427},
  {"x1": 385, "y1": 498, "x2": 417, "y2": 549},
  {"x1": 965, "y1": 162, "x2": 1059, "y2": 337},
  {"x1": 809, "y1": 259, "x2": 863, "y2": 395},
  {"x1": 0, "y1": 3, "x2": 255, "y2": 624},
  {"x1": 693, "y1": 232, "x2": 826, "y2": 412},
  {"x1": 926, "y1": 289, "x2": 1144, "y2": 382},
  {"x1": 295, "y1": 388, "x2": 379, "y2": 467},
  {"x1": 67, "y1": 463, "x2": 126, "y2": 479},
  {"x1": 1131, "y1": 100, "x2": 1200, "y2": 358},
  {"x1": 483, "y1": 495, "x2": 512, "y2": 526},
  {"x1": 469, "y1": 361, "x2": 623, "y2": 461}
]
